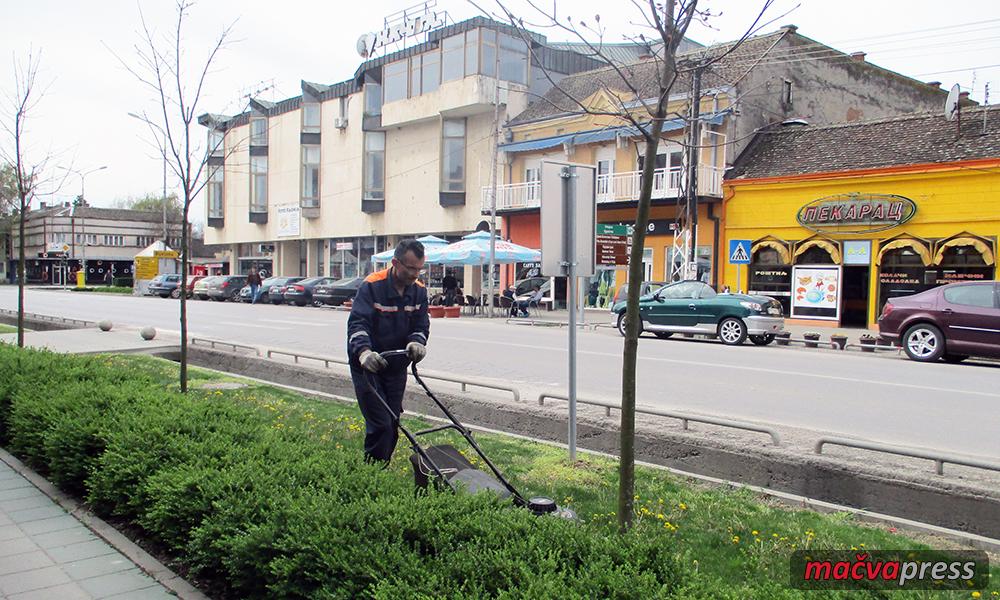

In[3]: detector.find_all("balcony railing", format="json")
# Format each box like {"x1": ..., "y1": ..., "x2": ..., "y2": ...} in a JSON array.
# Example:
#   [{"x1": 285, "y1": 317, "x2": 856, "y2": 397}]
[{"x1": 481, "y1": 165, "x2": 724, "y2": 211}]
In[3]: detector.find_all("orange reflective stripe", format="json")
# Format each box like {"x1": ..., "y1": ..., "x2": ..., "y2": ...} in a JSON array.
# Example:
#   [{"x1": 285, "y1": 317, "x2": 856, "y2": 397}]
[{"x1": 365, "y1": 268, "x2": 389, "y2": 283}]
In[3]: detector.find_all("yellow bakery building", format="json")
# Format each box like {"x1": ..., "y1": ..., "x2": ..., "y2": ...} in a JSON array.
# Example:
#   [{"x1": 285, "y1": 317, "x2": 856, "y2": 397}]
[{"x1": 722, "y1": 108, "x2": 999, "y2": 328}]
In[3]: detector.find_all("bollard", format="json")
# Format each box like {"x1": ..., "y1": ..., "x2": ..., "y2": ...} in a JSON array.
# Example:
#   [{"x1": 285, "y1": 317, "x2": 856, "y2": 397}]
[
  {"x1": 140, "y1": 327, "x2": 157, "y2": 341},
  {"x1": 98, "y1": 320, "x2": 113, "y2": 332},
  {"x1": 830, "y1": 334, "x2": 847, "y2": 350},
  {"x1": 803, "y1": 332, "x2": 820, "y2": 348}
]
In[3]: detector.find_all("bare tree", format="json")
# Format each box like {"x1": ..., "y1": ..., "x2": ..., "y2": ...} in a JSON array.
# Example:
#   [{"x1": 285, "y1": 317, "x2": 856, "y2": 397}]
[
  {"x1": 1, "y1": 51, "x2": 65, "y2": 347},
  {"x1": 483, "y1": 0, "x2": 776, "y2": 530},
  {"x1": 116, "y1": 1, "x2": 235, "y2": 392}
]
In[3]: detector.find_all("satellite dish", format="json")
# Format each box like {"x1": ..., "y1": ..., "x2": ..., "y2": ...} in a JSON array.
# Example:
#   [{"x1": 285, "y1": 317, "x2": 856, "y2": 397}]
[
  {"x1": 945, "y1": 83, "x2": 961, "y2": 121},
  {"x1": 356, "y1": 34, "x2": 374, "y2": 59}
]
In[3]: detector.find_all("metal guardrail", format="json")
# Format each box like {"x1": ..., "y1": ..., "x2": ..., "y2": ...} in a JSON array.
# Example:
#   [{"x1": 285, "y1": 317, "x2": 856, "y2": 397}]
[
  {"x1": 814, "y1": 436, "x2": 1000, "y2": 476},
  {"x1": 537, "y1": 392, "x2": 782, "y2": 446},
  {"x1": 264, "y1": 349, "x2": 521, "y2": 403},
  {"x1": 191, "y1": 337, "x2": 261, "y2": 356},
  {"x1": 843, "y1": 343, "x2": 902, "y2": 353},
  {"x1": 0, "y1": 308, "x2": 93, "y2": 327}
]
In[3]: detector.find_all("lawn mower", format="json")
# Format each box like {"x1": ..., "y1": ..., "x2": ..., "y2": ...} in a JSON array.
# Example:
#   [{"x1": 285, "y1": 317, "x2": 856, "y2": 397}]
[{"x1": 366, "y1": 349, "x2": 575, "y2": 520}]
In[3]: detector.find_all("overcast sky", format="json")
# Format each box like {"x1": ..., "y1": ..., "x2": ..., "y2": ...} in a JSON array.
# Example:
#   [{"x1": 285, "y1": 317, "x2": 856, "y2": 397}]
[{"x1": 4, "y1": 0, "x2": 998, "y2": 223}]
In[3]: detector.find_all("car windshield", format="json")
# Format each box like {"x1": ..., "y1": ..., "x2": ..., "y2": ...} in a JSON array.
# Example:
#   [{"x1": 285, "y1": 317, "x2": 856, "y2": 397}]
[{"x1": 298, "y1": 277, "x2": 324, "y2": 286}]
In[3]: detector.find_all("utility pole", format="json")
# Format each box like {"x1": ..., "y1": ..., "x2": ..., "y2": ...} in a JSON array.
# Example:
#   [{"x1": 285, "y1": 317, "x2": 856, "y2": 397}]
[
  {"x1": 486, "y1": 45, "x2": 502, "y2": 316},
  {"x1": 686, "y1": 66, "x2": 702, "y2": 279}
]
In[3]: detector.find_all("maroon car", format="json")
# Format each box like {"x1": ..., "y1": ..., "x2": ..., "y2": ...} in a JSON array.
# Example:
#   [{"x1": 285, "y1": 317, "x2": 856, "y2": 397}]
[{"x1": 877, "y1": 281, "x2": 1000, "y2": 363}]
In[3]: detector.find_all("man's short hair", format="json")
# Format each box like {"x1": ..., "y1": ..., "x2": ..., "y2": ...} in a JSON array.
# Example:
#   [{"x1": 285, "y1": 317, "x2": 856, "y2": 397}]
[{"x1": 394, "y1": 238, "x2": 425, "y2": 261}]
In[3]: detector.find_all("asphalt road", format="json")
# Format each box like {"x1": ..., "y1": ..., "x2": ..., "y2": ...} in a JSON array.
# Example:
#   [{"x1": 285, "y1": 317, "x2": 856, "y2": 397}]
[{"x1": 3, "y1": 286, "x2": 998, "y2": 460}]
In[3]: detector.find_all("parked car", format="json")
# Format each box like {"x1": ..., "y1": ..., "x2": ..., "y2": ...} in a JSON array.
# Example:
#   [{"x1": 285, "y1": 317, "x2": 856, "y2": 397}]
[
  {"x1": 314, "y1": 277, "x2": 364, "y2": 306},
  {"x1": 234, "y1": 285, "x2": 252, "y2": 303},
  {"x1": 609, "y1": 280, "x2": 669, "y2": 310},
  {"x1": 192, "y1": 276, "x2": 222, "y2": 300},
  {"x1": 146, "y1": 274, "x2": 183, "y2": 298},
  {"x1": 283, "y1": 277, "x2": 338, "y2": 307},
  {"x1": 611, "y1": 280, "x2": 784, "y2": 345},
  {"x1": 207, "y1": 275, "x2": 247, "y2": 301},
  {"x1": 513, "y1": 276, "x2": 548, "y2": 296},
  {"x1": 266, "y1": 276, "x2": 305, "y2": 305},
  {"x1": 172, "y1": 275, "x2": 205, "y2": 299},
  {"x1": 877, "y1": 281, "x2": 1000, "y2": 363}
]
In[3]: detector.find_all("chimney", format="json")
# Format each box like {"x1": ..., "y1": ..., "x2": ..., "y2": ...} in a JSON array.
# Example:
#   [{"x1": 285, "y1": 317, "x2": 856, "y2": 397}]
[
  {"x1": 850, "y1": 52, "x2": 866, "y2": 62},
  {"x1": 926, "y1": 81, "x2": 942, "y2": 88},
  {"x1": 959, "y1": 91, "x2": 971, "y2": 103},
  {"x1": 781, "y1": 24, "x2": 798, "y2": 33},
  {"x1": 638, "y1": 44, "x2": 654, "y2": 60},
  {"x1": 38, "y1": 202, "x2": 46, "y2": 209}
]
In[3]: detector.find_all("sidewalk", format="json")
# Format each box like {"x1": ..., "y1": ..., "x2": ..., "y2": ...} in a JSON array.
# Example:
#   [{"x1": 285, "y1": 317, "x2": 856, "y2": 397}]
[{"x1": 0, "y1": 457, "x2": 178, "y2": 600}]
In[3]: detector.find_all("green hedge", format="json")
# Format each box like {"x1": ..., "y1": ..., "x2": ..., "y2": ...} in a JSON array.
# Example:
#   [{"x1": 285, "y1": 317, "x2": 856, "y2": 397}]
[{"x1": 0, "y1": 346, "x2": 691, "y2": 599}]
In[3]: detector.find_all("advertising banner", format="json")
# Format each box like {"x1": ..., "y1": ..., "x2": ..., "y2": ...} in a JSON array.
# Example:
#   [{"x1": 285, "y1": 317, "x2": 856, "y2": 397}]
[
  {"x1": 277, "y1": 205, "x2": 301, "y2": 237},
  {"x1": 791, "y1": 265, "x2": 842, "y2": 320}
]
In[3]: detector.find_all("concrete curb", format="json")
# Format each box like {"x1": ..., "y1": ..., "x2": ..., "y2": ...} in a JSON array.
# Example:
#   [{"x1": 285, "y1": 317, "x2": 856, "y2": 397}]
[{"x1": 0, "y1": 448, "x2": 209, "y2": 600}]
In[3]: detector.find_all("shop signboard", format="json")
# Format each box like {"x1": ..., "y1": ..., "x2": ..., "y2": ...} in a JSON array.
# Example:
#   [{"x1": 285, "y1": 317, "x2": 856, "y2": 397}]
[
  {"x1": 153, "y1": 250, "x2": 179, "y2": 259},
  {"x1": 843, "y1": 240, "x2": 872, "y2": 265},
  {"x1": 135, "y1": 257, "x2": 158, "y2": 280},
  {"x1": 797, "y1": 193, "x2": 917, "y2": 234},
  {"x1": 335, "y1": 242, "x2": 354, "y2": 251},
  {"x1": 596, "y1": 223, "x2": 630, "y2": 267},
  {"x1": 791, "y1": 265, "x2": 842, "y2": 321}
]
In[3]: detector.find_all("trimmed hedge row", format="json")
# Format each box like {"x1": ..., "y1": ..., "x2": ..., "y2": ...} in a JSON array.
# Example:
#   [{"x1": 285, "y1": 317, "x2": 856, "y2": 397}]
[{"x1": 0, "y1": 346, "x2": 695, "y2": 599}]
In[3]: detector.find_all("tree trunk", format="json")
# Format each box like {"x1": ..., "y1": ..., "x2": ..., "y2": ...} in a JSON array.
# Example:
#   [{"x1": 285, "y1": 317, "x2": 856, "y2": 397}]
[
  {"x1": 618, "y1": 113, "x2": 666, "y2": 532},
  {"x1": 180, "y1": 204, "x2": 189, "y2": 393},
  {"x1": 17, "y1": 210, "x2": 25, "y2": 348}
]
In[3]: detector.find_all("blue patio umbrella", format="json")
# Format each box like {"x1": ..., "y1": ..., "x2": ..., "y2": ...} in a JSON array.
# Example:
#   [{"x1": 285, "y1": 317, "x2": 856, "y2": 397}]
[
  {"x1": 427, "y1": 231, "x2": 541, "y2": 266},
  {"x1": 371, "y1": 235, "x2": 450, "y2": 263}
]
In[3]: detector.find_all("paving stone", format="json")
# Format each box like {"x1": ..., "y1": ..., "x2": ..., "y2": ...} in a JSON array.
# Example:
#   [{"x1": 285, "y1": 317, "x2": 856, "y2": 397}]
[
  {"x1": 0, "y1": 564, "x2": 71, "y2": 595},
  {"x1": 0, "y1": 524, "x2": 24, "y2": 542},
  {"x1": 48, "y1": 540, "x2": 117, "y2": 564},
  {"x1": 0, "y1": 476, "x2": 33, "y2": 490},
  {"x1": 0, "y1": 496, "x2": 51, "y2": 513},
  {"x1": 31, "y1": 527, "x2": 97, "y2": 550},
  {"x1": 0, "y1": 537, "x2": 38, "y2": 558},
  {"x1": 8, "y1": 581, "x2": 92, "y2": 600},
  {"x1": 78, "y1": 569, "x2": 158, "y2": 598},
  {"x1": 104, "y1": 585, "x2": 176, "y2": 600},
  {"x1": 7, "y1": 505, "x2": 68, "y2": 524},
  {"x1": 17, "y1": 515, "x2": 79, "y2": 536},
  {"x1": 62, "y1": 554, "x2": 132, "y2": 580},
  {"x1": 0, "y1": 550, "x2": 54, "y2": 576},
  {"x1": 0, "y1": 487, "x2": 44, "y2": 502}
]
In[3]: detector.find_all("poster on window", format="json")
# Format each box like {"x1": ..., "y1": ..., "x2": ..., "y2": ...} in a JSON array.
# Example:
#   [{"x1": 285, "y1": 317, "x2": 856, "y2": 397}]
[{"x1": 791, "y1": 265, "x2": 842, "y2": 320}]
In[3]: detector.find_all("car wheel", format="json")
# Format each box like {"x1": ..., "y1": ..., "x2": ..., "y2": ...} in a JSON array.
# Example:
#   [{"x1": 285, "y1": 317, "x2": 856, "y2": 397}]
[
  {"x1": 272, "y1": 299, "x2": 282, "y2": 305},
  {"x1": 169, "y1": 288, "x2": 180, "y2": 299},
  {"x1": 654, "y1": 332, "x2": 673, "y2": 340},
  {"x1": 616, "y1": 311, "x2": 643, "y2": 338},
  {"x1": 718, "y1": 318, "x2": 748, "y2": 346},
  {"x1": 294, "y1": 300, "x2": 307, "y2": 307},
  {"x1": 312, "y1": 300, "x2": 323, "y2": 307},
  {"x1": 902, "y1": 323, "x2": 945, "y2": 362},
  {"x1": 749, "y1": 334, "x2": 775, "y2": 346},
  {"x1": 942, "y1": 354, "x2": 969, "y2": 364}
]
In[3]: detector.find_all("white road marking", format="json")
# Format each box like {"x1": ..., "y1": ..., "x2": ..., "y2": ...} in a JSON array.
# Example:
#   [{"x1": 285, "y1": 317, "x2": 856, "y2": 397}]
[
  {"x1": 260, "y1": 319, "x2": 326, "y2": 326},
  {"x1": 217, "y1": 321, "x2": 286, "y2": 330}
]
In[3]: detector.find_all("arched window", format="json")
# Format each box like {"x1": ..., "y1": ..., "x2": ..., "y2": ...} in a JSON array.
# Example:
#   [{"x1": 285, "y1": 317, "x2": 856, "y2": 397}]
[
  {"x1": 753, "y1": 247, "x2": 782, "y2": 265},
  {"x1": 797, "y1": 246, "x2": 835, "y2": 264}
]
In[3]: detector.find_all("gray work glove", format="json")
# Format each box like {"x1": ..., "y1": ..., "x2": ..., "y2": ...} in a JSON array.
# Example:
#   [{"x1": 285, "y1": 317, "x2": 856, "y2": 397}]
[
  {"x1": 359, "y1": 349, "x2": 388, "y2": 373},
  {"x1": 406, "y1": 342, "x2": 426, "y2": 364}
]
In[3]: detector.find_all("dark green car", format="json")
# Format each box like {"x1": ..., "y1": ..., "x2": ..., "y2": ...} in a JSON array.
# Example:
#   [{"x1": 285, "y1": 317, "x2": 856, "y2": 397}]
[{"x1": 612, "y1": 280, "x2": 785, "y2": 346}]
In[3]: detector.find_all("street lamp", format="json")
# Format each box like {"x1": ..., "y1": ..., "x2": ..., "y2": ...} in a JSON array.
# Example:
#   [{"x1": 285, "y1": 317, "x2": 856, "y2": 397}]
[
  {"x1": 57, "y1": 165, "x2": 107, "y2": 285},
  {"x1": 127, "y1": 112, "x2": 169, "y2": 244}
]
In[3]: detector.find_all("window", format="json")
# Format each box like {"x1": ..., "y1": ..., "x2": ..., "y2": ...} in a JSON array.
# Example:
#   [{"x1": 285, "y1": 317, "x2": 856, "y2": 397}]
[
  {"x1": 499, "y1": 33, "x2": 528, "y2": 84},
  {"x1": 302, "y1": 101, "x2": 321, "y2": 133},
  {"x1": 301, "y1": 145, "x2": 320, "y2": 207},
  {"x1": 442, "y1": 34, "x2": 464, "y2": 82},
  {"x1": 421, "y1": 50, "x2": 440, "y2": 94},
  {"x1": 441, "y1": 119, "x2": 466, "y2": 192},
  {"x1": 596, "y1": 159, "x2": 614, "y2": 195},
  {"x1": 480, "y1": 29, "x2": 496, "y2": 77},
  {"x1": 364, "y1": 82, "x2": 382, "y2": 117},
  {"x1": 103, "y1": 235, "x2": 125, "y2": 247},
  {"x1": 363, "y1": 132, "x2": 385, "y2": 201},
  {"x1": 250, "y1": 116, "x2": 267, "y2": 145},
  {"x1": 52, "y1": 233, "x2": 67, "y2": 243},
  {"x1": 409, "y1": 56, "x2": 422, "y2": 97},
  {"x1": 661, "y1": 281, "x2": 704, "y2": 300},
  {"x1": 943, "y1": 284, "x2": 995, "y2": 308},
  {"x1": 383, "y1": 60, "x2": 408, "y2": 103},
  {"x1": 136, "y1": 235, "x2": 156, "y2": 247},
  {"x1": 207, "y1": 166, "x2": 224, "y2": 218},
  {"x1": 208, "y1": 130, "x2": 224, "y2": 156},
  {"x1": 465, "y1": 29, "x2": 481, "y2": 76},
  {"x1": 250, "y1": 156, "x2": 268, "y2": 212},
  {"x1": 525, "y1": 167, "x2": 540, "y2": 201}
]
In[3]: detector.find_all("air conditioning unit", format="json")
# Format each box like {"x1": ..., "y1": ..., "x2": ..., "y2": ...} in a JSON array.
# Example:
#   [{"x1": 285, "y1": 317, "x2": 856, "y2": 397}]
[
  {"x1": 257, "y1": 243, "x2": 274, "y2": 254},
  {"x1": 333, "y1": 117, "x2": 348, "y2": 129}
]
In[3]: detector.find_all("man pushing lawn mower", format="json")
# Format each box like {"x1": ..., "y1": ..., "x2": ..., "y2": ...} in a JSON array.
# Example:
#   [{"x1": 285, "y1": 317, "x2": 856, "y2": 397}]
[{"x1": 347, "y1": 239, "x2": 430, "y2": 464}]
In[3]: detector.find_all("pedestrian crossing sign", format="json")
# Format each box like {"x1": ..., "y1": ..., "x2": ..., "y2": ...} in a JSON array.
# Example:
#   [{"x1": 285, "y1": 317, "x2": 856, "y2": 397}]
[{"x1": 729, "y1": 239, "x2": 751, "y2": 264}]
